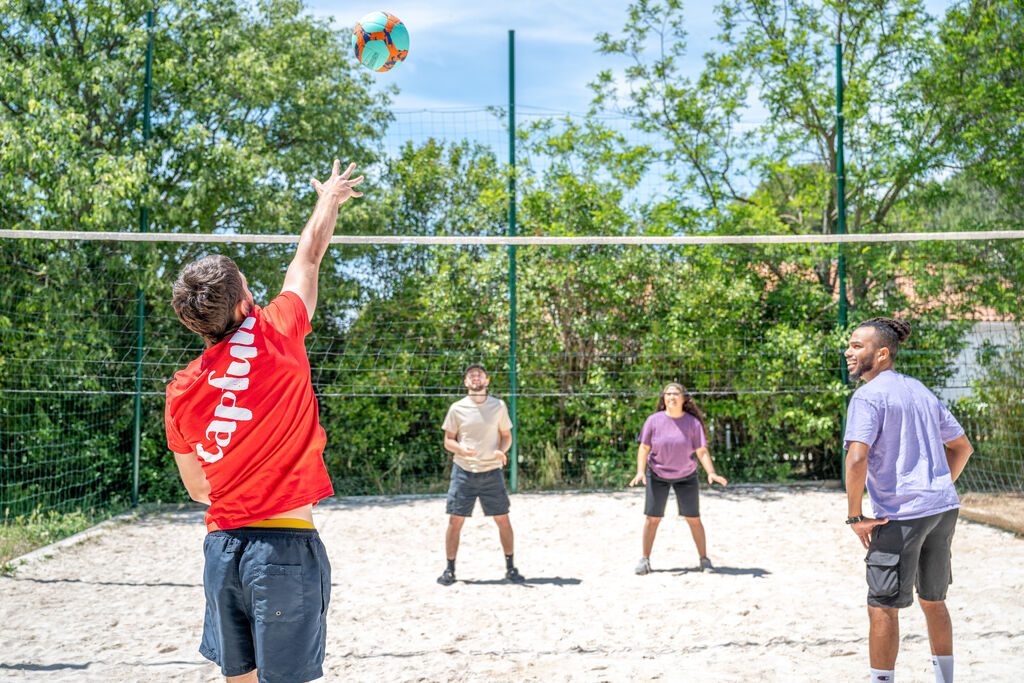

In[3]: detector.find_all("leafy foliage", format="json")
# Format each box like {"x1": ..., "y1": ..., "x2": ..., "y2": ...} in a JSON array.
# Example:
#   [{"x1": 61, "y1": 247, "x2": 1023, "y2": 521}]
[{"x1": 1, "y1": 0, "x2": 1022, "y2": 523}]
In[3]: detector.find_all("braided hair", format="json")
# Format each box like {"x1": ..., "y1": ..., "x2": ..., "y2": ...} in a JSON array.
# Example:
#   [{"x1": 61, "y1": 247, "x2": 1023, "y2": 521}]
[{"x1": 857, "y1": 317, "x2": 912, "y2": 357}]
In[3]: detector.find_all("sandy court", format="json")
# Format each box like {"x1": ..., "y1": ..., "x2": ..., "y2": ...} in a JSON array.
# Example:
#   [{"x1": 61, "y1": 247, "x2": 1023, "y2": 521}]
[{"x1": 1, "y1": 486, "x2": 1022, "y2": 682}]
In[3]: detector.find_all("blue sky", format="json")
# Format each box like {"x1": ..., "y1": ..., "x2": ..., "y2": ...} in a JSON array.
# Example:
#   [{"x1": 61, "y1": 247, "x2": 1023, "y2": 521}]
[
  {"x1": 309, "y1": 1, "x2": 719, "y2": 113},
  {"x1": 308, "y1": 1, "x2": 955, "y2": 115}
]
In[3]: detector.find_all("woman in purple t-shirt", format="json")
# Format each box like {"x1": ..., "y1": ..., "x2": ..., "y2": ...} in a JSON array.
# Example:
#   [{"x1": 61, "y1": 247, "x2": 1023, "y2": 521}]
[{"x1": 628, "y1": 383, "x2": 728, "y2": 575}]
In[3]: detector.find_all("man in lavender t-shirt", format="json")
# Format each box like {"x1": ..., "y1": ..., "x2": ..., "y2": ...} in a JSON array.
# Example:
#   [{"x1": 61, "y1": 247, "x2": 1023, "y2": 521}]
[{"x1": 843, "y1": 318, "x2": 973, "y2": 683}]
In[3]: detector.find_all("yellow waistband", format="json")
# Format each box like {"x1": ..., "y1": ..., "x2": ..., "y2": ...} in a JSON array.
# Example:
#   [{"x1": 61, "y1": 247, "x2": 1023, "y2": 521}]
[{"x1": 243, "y1": 518, "x2": 315, "y2": 530}]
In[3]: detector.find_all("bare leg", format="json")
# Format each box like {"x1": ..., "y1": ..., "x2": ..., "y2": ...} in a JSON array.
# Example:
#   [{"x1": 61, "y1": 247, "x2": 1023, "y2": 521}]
[
  {"x1": 226, "y1": 671, "x2": 258, "y2": 683},
  {"x1": 493, "y1": 514, "x2": 514, "y2": 555},
  {"x1": 684, "y1": 516, "x2": 707, "y2": 559},
  {"x1": 868, "y1": 605, "x2": 900, "y2": 670},
  {"x1": 642, "y1": 516, "x2": 661, "y2": 558},
  {"x1": 920, "y1": 599, "x2": 953, "y2": 656},
  {"x1": 446, "y1": 515, "x2": 467, "y2": 560}
]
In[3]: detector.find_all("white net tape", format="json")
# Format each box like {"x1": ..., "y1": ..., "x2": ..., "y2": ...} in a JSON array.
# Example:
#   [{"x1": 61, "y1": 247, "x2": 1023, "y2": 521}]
[{"x1": 2, "y1": 229, "x2": 1023, "y2": 246}]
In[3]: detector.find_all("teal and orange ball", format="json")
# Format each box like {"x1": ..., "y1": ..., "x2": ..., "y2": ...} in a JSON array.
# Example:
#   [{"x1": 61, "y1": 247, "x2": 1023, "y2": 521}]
[{"x1": 352, "y1": 11, "x2": 409, "y2": 72}]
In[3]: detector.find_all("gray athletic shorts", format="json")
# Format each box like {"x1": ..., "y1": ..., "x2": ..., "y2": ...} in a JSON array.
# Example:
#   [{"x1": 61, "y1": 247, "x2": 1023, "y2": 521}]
[
  {"x1": 865, "y1": 508, "x2": 958, "y2": 609},
  {"x1": 200, "y1": 527, "x2": 331, "y2": 683},
  {"x1": 446, "y1": 463, "x2": 510, "y2": 516},
  {"x1": 644, "y1": 467, "x2": 700, "y2": 518}
]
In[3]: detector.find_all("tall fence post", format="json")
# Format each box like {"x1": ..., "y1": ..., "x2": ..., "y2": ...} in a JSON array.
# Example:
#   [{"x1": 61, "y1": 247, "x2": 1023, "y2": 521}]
[
  {"x1": 836, "y1": 42, "x2": 848, "y2": 338},
  {"x1": 132, "y1": 8, "x2": 154, "y2": 507},
  {"x1": 507, "y1": 29, "x2": 519, "y2": 494},
  {"x1": 836, "y1": 41, "x2": 850, "y2": 489}
]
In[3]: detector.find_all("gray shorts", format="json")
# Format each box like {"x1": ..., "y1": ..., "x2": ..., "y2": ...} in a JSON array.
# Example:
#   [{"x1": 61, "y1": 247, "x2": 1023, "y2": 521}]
[
  {"x1": 865, "y1": 508, "x2": 958, "y2": 609},
  {"x1": 446, "y1": 464, "x2": 510, "y2": 516}
]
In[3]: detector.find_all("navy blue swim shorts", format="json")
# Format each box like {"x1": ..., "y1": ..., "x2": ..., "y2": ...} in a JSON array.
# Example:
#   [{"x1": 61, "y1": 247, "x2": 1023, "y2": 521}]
[{"x1": 200, "y1": 527, "x2": 331, "y2": 683}]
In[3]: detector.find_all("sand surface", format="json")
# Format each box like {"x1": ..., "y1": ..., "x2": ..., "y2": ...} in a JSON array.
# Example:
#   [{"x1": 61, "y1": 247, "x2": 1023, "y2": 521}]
[{"x1": 1, "y1": 486, "x2": 1023, "y2": 682}]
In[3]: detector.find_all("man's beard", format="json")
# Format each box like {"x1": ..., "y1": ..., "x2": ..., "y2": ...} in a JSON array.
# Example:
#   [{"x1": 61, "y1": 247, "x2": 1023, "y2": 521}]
[
  {"x1": 468, "y1": 382, "x2": 486, "y2": 392},
  {"x1": 849, "y1": 355, "x2": 874, "y2": 382}
]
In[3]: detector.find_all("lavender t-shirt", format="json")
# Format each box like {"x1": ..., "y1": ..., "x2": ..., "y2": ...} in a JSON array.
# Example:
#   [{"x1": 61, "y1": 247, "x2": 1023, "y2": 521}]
[
  {"x1": 844, "y1": 370, "x2": 964, "y2": 520},
  {"x1": 639, "y1": 411, "x2": 707, "y2": 479}
]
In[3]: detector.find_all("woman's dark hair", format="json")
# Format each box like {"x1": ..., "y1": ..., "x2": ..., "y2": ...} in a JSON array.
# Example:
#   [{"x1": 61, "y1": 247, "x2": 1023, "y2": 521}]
[
  {"x1": 656, "y1": 382, "x2": 705, "y2": 425},
  {"x1": 858, "y1": 317, "x2": 912, "y2": 356}
]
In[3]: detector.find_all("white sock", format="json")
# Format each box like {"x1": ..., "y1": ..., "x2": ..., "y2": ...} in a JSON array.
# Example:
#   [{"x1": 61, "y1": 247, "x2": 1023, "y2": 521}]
[
  {"x1": 932, "y1": 655, "x2": 953, "y2": 683},
  {"x1": 870, "y1": 669, "x2": 895, "y2": 682}
]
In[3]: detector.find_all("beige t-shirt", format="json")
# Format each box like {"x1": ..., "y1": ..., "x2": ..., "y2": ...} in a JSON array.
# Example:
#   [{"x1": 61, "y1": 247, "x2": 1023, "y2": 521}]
[{"x1": 441, "y1": 395, "x2": 512, "y2": 473}]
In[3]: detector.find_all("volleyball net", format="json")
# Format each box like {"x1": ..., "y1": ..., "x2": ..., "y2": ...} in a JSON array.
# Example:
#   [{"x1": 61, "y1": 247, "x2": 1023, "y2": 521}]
[{"x1": 1, "y1": 229, "x2": 1022, "y2": 521}]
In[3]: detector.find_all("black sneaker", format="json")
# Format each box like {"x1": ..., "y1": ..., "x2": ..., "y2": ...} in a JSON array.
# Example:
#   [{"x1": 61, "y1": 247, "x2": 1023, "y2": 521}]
[
  {"x1": 437, "y1": 568, "x2": 456, "y2": 586},
  {"x1": 699, "y1": 556, "x2": 714, "y2": 573},
  {"x1": 505, "y1": 567, "x2": 525, "y2": 582}
]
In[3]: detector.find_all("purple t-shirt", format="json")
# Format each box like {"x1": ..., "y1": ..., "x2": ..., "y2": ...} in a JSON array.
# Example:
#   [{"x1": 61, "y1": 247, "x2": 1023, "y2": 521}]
[
  {"x1": 639, "y1": 411, "x2": 707, "y2": 479},
  {"x1": 844, "y1": 369, "x2": 964, "y2": 520}
]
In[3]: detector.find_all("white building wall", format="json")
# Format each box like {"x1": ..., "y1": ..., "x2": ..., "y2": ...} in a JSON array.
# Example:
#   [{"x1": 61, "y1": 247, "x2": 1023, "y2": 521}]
[{"x1": 938, "y1": 321, "x2": 1022, "y2": 403}]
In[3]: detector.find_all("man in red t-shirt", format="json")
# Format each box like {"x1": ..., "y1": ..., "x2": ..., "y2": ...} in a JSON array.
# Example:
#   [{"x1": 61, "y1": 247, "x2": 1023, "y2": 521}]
[{"x1": 165, "y1": 160, "x2": 362, "y2": 683}]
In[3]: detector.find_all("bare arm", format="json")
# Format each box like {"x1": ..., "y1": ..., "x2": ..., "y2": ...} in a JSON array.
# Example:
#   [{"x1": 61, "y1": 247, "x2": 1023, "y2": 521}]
[
  {"x1": 494, "y1": 428, "x2": 512, "y2": 466},
  {"x1": 845, "y1": 441, "x2": 888, "y2": 549},
  {"x1": 629, "y1": 443, "x2": 651, "y2": 486},
  {"x1": 695, "y1": 446, "x2": 728, "y2": 486},
  {"x1": 281, "y1": 160, "x2": 364, "y2": 320},
  {"x1": 845, "y1": 441, "x2": 869, "y2": 519},
  {"x1": 944, "y1": 434, "x2": 973, "y2": 482},
  {"x1": 173, "y1": 452, "x2": 211, "y2": 505},
  {"x1": 444, "y1": 430, "x2": 474, "y2": 458}
]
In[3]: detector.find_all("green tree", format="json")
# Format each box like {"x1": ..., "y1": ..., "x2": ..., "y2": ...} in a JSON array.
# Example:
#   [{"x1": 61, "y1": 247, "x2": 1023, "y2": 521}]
[
  {"x1": 0, "y1": 0, "x2": 391, "y2": 513},
  {"x1": 923, "y1": 0, "x2": 1024, "y2": 207},
  {"x1": 0, "y1": 0, "x2": 389, "y2": 234},
  {"x1": 590, "y1": 0, "x2": 1001, "y2": 314}
]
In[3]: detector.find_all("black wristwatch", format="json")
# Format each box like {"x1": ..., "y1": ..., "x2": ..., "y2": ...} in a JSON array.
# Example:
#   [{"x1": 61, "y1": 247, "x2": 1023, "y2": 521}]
[{"x1": 845, "y1": 515, "x2": 865, "y2": 524}]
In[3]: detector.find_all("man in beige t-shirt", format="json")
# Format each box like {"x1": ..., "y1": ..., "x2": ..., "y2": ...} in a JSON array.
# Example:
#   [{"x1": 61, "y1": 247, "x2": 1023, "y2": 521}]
[{"x1": 437, "y1": 364, "x2": 523, "y2": 586}]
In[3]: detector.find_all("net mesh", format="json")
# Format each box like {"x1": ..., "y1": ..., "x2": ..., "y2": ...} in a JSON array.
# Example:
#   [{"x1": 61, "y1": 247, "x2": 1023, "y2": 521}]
[{"x1": 1, "y1": 232, "x2": 1022, "y2": 521}]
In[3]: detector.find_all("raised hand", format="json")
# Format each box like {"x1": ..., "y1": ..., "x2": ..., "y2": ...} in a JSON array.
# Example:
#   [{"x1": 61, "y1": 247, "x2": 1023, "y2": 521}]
[{"x1": 311, "y1": 160, "x2": 364, "y2": 204}]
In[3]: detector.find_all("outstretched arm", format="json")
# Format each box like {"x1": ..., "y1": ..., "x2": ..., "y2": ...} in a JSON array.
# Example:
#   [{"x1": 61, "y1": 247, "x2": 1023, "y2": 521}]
[{"x1": 282, "y1": 160, "x2": 364, "y2": 320}]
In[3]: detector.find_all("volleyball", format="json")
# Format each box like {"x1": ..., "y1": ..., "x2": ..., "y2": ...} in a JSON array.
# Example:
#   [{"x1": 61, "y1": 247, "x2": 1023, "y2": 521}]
[{"x1": 352, "y1": 11, "x2": 409, "y2": 72}]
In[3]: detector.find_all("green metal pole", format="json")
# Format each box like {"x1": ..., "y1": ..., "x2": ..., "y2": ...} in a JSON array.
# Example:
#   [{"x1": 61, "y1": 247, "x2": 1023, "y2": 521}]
[
  {"x1": 836, "y1": 42, "x2": 848, "y2": 336},
  {"x1": 836, "y1": 42, "x2": 850, "y2": 490},
  {"x1": 507, "y1": 29, "x2": 519, "y2": 494},
  {"x1": 132, "y1": 9, "x2": 154, "y2": 507}
]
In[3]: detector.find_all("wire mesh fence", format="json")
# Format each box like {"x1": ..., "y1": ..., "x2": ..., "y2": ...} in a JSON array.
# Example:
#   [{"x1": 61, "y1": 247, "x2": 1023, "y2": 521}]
[{"x1": 1, "y1": 233, "x2": 1021, "y2": 522}]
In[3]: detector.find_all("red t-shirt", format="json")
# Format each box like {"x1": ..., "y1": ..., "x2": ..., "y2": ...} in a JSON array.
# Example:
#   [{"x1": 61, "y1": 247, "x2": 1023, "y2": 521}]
[{"x1": 165, "y1": 291, "x2": 334, "y2": 530}]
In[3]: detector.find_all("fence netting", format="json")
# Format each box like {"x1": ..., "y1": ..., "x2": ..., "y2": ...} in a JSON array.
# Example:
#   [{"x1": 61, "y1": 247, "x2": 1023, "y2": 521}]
[{"x1": 1, "y1": 231, "x2": 1021, "y2": 521}]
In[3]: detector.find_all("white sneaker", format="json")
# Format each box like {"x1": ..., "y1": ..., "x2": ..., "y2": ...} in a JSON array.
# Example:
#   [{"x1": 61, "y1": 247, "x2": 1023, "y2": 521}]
[{"x1": 635, "y1": 557, "x2": 651, "y2": 575}]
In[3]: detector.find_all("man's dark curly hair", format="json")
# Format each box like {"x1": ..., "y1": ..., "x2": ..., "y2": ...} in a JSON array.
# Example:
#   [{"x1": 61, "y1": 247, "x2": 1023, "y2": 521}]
[{"x1": 857, "y1": 317, "x2": 912, "y2": 356}]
